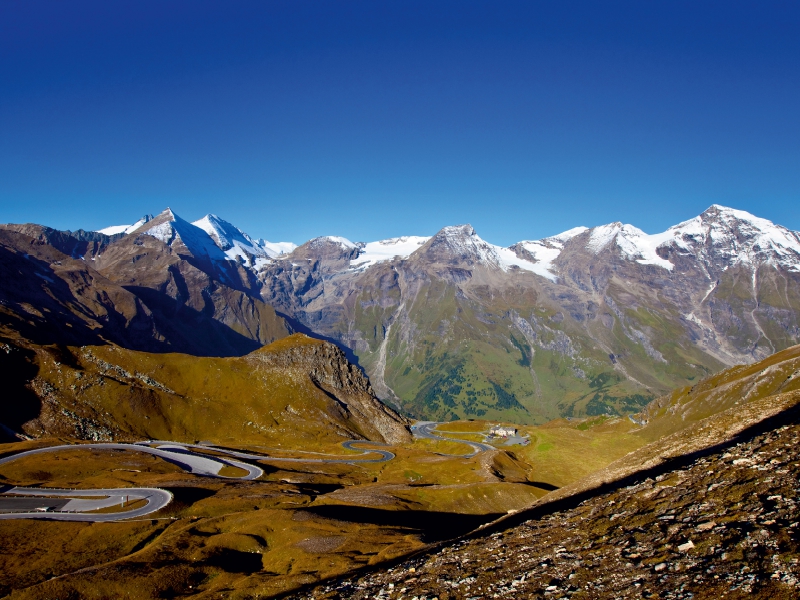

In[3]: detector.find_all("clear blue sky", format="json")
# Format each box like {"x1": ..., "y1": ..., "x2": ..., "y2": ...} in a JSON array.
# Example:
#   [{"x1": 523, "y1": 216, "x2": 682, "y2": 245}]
[{"x1": 1, "y1": 1, "x2": 798, "y2": 245}]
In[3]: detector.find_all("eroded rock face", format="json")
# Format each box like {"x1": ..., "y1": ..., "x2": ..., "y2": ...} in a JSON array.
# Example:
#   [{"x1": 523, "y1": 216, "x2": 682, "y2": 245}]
[{"x1": 249, "y1": 335, "x2": 412, "y2": 444}]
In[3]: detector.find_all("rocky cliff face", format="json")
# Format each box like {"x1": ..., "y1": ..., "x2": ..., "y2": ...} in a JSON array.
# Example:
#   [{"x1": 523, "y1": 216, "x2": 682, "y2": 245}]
[{"x1": 247, "y1": 335, "x2": 411, "y2": 444}]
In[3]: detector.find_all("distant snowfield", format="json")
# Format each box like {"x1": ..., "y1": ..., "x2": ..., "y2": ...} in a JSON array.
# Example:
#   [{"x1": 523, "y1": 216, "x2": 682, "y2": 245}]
[
  {"x1": 96, "y1": 224, "x2": 129, "y2": 235},
  {"x1": 350, "y1": 236, "x2": 431, "y2": 270}
]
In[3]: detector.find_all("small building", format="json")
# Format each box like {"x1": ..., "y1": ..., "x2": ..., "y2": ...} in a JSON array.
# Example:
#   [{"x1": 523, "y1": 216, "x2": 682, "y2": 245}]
[{"x1": 490, "y1": 426, "x2": 517, "y2": 437}]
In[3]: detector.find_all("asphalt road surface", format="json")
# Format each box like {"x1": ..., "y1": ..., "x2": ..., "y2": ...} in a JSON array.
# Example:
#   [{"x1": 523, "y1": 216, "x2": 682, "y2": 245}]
[
  {"x1": 0, "y1": 442, "x2": 264, "y2": 480},
  {"x1": 0, "y1": 486, "x2": 172, "y2": 522},
  {"x1": 412, "y1": 421, "x2": 495, "y2": 457},
  {"x1": 0, "y1": 438, "x2": 394, "y2": 521},
  {"x1": 138, "y1": 439, "x2": 395, "y2": 464}
]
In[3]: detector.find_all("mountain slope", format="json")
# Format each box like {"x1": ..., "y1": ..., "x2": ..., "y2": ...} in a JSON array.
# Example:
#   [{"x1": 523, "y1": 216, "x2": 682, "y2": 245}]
[
  {"x1": 255, "y1": 205, "x2": 800, "y2": 423},
  {"x1": 298, "y1": 403, "x2": 800, "y2": 599},
  {"x1": 7, "y1": 204, "x2": 800, "y2": 422},
  {"x1": 293, "y1": 344, "x2": 800, "y2": 599},
  {"x1": 0, "y1": 212, "x2": 291, "y2": 356},
  {"x1": 0, "y1": 334, "x2": 411, "y2": 445}
]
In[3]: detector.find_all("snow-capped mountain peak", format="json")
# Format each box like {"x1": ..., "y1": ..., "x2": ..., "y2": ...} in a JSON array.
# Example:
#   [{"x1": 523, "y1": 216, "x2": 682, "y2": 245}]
[
  {"x1": 578, "y1": 205, "x2": 800, "y2": 274},
  {"x1": 309, "y1": 236, "x2": 357, "y2": 249},
  {"x1": 191, "y1": 213, "x2": 297, "y2": 262},
  {"x1": 585, "y1": 222, "x2": 674, "y2": 270},
  {"x1": 666, "y1": 205, "x2": 800, "y2": 272},
  {"x1": 418, "y1": 224, "x2": 549, "y2": 277},
  {"x1": 193, "y1": 214, "x2": 251, "y2": 251},
  {"x1": 95, "y1": 210, "x2": 297, "y2": 265},
  {"x1": 136, "y1": 208, "x2": 227, "y2": 261},
  {"x1": 192, "y1": 213, "x2": 269, "y2": 262}
]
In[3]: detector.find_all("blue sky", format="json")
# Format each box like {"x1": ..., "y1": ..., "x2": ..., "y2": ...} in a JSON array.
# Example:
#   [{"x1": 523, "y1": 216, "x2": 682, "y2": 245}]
[{"x1": 1, "y1": 1, "x2": 798, "y2": 246}]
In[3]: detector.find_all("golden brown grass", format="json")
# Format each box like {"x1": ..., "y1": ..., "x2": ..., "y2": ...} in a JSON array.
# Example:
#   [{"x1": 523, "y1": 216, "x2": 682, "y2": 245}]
[{"x1": 4, "y1": 345, "x2": 799, "y2": 598}]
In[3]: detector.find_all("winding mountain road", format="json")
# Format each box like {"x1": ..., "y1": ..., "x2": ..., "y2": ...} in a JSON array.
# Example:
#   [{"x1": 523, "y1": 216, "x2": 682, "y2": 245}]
[
  {"x1": 0, "y1": 442, "x2": 264, "y2": 480},
  {"x1": 0, "y1": 430, "x2": 478, "y2": 521},
  {"x1": 0, "y1": 438, "x2": 396, "y2": 521},
  {"x1": 412, "y1": 421, "x2": 495, "y2": 457},
  {"x1": 0, "y1": 486, "x2": 172, "y2": 522},
  {"x1": 137, "y1": 439, "x2": 395, "y2": 464}
]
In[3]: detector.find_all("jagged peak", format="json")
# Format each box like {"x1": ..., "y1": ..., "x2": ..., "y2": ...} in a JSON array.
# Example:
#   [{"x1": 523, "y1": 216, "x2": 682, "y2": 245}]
[
  {"x1": 425, "y1": 224, "x2": 491, "y2": 254},
  {"x1": 435, "y1": 224, "x2": 478, "y2": 239},
  {"x1": 193, "y1": 214, "x2": 254, "y2": 250}
]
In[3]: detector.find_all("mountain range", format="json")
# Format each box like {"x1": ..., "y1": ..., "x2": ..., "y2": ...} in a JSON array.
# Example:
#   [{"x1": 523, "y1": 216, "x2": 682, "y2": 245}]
[{"x1": 2, "y1": 204, "x2": 799, "y2": 424}]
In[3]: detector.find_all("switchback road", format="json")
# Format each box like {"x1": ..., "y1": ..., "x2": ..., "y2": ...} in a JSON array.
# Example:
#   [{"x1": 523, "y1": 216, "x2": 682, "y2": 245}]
[
  {"x1": 138, "y1": 439, "x2": 395, "y2": 464},
  {"x1": 0, "y1": 438, "x2": 395, "y2": 521},
  {"x1": 0, "y1": 486, "x2": 172, "y2": 522},
  {"x1": 411, "y1": 421, "x2": 495, "y2": 457}
]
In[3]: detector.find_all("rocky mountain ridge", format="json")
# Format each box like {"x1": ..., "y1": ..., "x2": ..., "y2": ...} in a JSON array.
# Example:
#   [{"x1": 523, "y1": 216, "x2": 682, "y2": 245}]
[{"x1": 0, "y1": 223, "x2": 290, "y2": 356}]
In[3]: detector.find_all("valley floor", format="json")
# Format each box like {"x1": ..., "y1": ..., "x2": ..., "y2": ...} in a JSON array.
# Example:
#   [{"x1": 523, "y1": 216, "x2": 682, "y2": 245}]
[{"x1": 291, "y1": 416, "x2": 800, "y2": 599}]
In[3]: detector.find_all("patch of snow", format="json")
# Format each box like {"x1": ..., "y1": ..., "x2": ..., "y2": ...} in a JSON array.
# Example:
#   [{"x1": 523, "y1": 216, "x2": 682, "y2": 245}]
[
  {"x1": 257, "y1": 240, "x2": 296, "y2": 257},
  {"x1": 96, "y1": 215, "x2": 153, "y2": 236},
  {"x1": 514, "y1": 226, "x2": 589, "y2": 280},
  {"x1": 350, "y1": 236, "x2": 430, "y2": 270},
  {"x1": 494, "y1": 246, "x2": 555, "y2": 280},
  {"x1": 96, "y1": 224, "x2": 130, "y2": 235},
  {"x1": 124, "y1": 215, "x2": 153, "y2": 234},
  {"x1": 548, "y1": 226, "x2": 590, "y2": 244},
  {"x1": 253, "y1": 257, "x2": 272, "y2": 271}
]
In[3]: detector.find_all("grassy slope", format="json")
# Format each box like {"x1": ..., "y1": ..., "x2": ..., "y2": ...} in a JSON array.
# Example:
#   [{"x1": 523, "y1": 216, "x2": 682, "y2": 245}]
[
  {"x1": 1, "y1": 334, "x2": 403, "y2": 446},
  {"x1": 470, "y1": 344, "x2": 800, "y2": 491},
  {"x1": 335, "y1": 259, "x2": 800, "y2": 425},
  {"x1": 3, "y1": 339, "x2": 799, "y2": 598}
]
